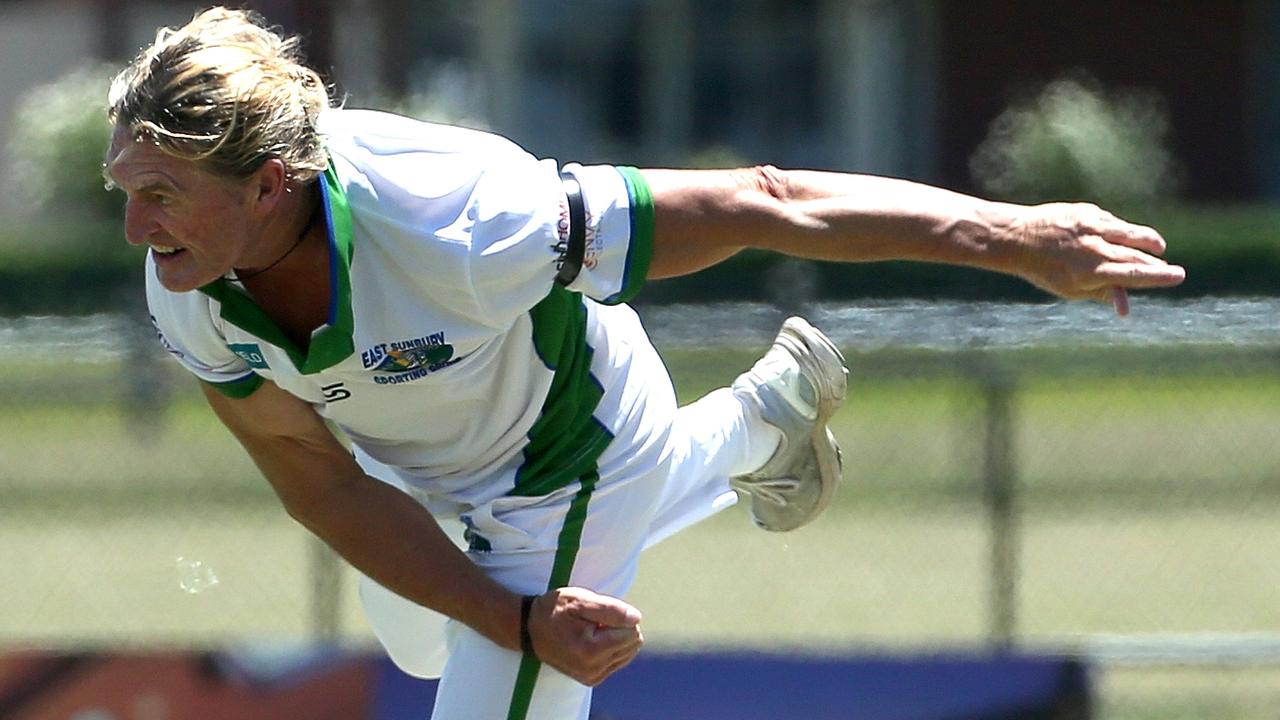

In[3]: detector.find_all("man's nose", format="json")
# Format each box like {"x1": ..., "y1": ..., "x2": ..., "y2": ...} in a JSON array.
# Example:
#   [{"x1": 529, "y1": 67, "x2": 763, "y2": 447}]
[{"x1": 123, "y1": 202, "x2": 154, "y2": 246}]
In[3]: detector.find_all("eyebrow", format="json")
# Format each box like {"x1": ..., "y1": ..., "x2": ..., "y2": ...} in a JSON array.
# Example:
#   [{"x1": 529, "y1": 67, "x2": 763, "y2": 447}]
[
  {"x1": 100, "y1": 151, "x2": 177, "y2": 193},
  {"x1": 100, "y1": 164, "x2": 177, "y2": 196}
]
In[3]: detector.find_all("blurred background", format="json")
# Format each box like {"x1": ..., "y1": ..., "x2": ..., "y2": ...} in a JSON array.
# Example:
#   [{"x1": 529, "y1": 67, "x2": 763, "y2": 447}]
[{"x1": 1, "y1": 1, "x2": 1278, "y2": 718}]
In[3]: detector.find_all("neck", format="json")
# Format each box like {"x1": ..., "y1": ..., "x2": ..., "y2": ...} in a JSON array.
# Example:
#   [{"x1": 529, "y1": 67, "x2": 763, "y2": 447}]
[
  {"x1": 234, "y1": 182, "x2": 333, "y2": 349},
  {"x1": 233, "y1": 182, "x2": 321, "y2": 281}
]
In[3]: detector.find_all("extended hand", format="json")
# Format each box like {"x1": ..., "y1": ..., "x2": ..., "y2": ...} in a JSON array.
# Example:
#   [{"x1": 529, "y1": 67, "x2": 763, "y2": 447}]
[
  {"x1": 1008, "y1": 202, "x2": 1186, "y2": 316},
  {"x1": 526, "y1": 587, "x2": 644, "y2": 686}
]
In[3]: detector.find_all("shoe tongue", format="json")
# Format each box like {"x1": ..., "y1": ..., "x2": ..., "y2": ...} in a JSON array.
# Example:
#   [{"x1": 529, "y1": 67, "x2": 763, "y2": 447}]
[
  {"x1": 796, "y1": 374, "x2": 817, "y2": 408},
  {"x1": 771, "y1": 364, "x2": 817, "y2": 412}
]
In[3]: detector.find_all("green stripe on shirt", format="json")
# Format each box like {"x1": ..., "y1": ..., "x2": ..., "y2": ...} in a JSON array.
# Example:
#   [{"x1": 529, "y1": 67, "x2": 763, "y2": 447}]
[
  {"x1": 513, "y1": 285, "x2": 613, "y2": 497},
  {"x1": 607, "y1": 166, "x2": 655, "y2": 305}
]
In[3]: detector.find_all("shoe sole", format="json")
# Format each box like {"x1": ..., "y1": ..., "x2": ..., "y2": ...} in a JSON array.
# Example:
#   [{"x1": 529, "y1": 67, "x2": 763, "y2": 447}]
[{"x1": 777, "y1": 316, "x2": 848, "y2": 529}]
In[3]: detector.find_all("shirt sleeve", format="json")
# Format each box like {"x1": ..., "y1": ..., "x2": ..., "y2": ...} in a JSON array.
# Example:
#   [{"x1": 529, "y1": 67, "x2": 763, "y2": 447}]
[
  {"x1": 144, "y1": 254, "x2": 263, "y2": 398},
  {"x1": 463, "y1": 158, "x2": 654, "y2": 328},
  {"x1": 558, "y1": 163, "x2": 654, "y2": 305}
]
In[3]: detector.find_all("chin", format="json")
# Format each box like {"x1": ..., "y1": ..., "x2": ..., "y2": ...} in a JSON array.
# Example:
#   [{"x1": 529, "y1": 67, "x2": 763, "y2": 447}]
[{"x1": 152, "y1": 261, "x2": 215, "y2": 294}]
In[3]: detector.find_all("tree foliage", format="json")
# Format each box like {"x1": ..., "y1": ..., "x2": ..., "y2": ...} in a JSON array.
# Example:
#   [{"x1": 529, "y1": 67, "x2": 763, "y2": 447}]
[
  {"x1": 970, "y1": 74, "x2": 1182, "y2": 208},
  {"x1": 9, "y1": 64, "x2": 122, "y2": 221}
]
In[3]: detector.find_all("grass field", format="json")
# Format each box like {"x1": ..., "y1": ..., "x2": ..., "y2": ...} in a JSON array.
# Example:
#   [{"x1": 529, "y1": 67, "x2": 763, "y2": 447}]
[{"x1": 2, "y1": 345, "x2": 1279, "y2": 718}]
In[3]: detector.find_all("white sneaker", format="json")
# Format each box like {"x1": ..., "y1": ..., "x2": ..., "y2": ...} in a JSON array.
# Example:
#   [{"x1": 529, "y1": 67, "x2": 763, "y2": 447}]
[{"x1": 729, "y1": 317, "x2": 848, "y2": 532}]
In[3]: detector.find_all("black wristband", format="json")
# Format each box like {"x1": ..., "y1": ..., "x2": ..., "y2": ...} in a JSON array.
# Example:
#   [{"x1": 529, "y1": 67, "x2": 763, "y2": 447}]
[{"x1": 519, "y1": 594, "x2": 537, "y2": 657}]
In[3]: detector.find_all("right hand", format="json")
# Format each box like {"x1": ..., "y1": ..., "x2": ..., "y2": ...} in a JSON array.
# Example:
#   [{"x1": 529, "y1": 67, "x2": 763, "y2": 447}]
[
  {"x1": 1003, "y1": 202, "x2": 1186, "y2": 316},
  {"x1": 526, "y1": 586, "x2": 644, "y2": 686}
]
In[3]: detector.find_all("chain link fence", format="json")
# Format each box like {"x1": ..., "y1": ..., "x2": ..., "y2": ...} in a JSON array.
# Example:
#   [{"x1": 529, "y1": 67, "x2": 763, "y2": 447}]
[{"x1": 2, "y1": 313, "x2": 1278, "y2": 718}]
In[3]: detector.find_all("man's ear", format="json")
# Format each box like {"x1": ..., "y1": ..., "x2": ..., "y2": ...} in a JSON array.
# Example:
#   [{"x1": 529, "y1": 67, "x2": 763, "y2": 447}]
[{"x1": 249, "y1": 158, "x2": 289, "y2": 215}]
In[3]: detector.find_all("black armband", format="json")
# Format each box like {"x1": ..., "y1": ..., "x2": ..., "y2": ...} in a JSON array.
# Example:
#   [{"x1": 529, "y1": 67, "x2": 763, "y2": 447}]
[{"x1": 555, "y1": 172, "x2": 586, "y2": 286}]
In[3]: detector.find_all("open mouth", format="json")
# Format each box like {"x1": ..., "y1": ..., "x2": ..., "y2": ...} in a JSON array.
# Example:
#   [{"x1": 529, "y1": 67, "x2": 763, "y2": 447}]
[{"x1": 151, "y1": 245, "x2": 185, "y2": 258}]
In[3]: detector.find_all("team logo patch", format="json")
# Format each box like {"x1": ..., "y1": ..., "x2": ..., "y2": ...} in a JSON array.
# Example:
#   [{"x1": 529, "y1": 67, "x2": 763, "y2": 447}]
[
  {"x1": 361, "y1": 331, "x2": 461, "y2": 385},
  {"x1": 228, "y1": 343, "x2": 270, "y2": 369}
]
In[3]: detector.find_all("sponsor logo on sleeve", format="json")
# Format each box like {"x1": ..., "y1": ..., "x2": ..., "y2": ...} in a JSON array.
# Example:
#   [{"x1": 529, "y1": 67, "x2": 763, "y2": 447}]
[
  {"x1": 228, "y1": 343, "x2": 270, "y2": 369},
  {"x1": 551, "y1": 209, "x2": 600, "y2": 274}
]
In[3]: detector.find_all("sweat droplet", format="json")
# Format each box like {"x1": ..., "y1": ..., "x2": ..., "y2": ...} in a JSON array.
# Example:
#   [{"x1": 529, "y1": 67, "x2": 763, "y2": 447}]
[{"x1": 176, "y1": 556, "x2": 219, "y2": 594}]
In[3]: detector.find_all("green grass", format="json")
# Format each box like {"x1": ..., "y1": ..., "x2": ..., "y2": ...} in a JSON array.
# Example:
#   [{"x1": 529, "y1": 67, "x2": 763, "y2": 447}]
[
  {"x1": 1098, "y1": 667, "x2": 1280, "y2": 720},
  {"x1": 0, "y1": 400, "x2": 266, "y2": 497},
  {"x1": 628, "y1": 505, "x2": 1280, "y2": 646},
  {"x1": 0, "y1": 507, "x2": 318, "y2": 646},
  {"x1": 3, "y1": 348, "x2": 1280, "y2": 718}
]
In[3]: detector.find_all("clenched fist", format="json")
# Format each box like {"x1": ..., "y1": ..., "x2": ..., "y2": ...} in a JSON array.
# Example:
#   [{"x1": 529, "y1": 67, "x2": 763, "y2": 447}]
[{"x1": 525, "y1": 586, "x2": 644, "y2": 686}]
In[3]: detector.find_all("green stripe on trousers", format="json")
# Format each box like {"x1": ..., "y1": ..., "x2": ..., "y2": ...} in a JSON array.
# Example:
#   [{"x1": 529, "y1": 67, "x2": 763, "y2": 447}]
[{"x1": 506, "y1": 470, "x2": 599, "y2": 720}]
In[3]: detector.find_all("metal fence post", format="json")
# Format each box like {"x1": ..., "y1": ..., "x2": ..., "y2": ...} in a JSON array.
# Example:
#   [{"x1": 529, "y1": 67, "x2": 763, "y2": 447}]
[
  {"x1": 309, "y1": 536, "x2": 342, "y2": 642},
  {"x1": 980, "y1": 360, "x2": 1019, "y2": 649}
]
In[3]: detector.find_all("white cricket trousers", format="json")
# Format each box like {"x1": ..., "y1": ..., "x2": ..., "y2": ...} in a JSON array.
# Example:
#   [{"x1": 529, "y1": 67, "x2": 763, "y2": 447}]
[{"x1": 358, "y1": 350, "x2": 779, "y2": 720}]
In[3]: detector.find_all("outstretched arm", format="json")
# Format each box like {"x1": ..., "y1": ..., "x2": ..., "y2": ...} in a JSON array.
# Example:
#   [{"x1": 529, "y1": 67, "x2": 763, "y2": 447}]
[
  {"x1": 201, "y1": 380, "x2": 642, "y2": 686},
  {"x1": 641, "y1": 166, "x2": 1185, "y2": 316}
]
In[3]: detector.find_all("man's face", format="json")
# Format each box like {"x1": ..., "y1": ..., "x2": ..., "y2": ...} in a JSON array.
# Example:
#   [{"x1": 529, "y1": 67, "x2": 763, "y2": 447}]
[{"x1": 104, "y1": 125, "x2": 259, "y2": 292}]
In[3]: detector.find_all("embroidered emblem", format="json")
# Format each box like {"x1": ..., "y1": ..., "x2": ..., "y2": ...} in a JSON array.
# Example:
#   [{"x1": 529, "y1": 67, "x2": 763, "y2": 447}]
[{"x1": 360, "y1": 331, "x2": 461, "y2": 385}]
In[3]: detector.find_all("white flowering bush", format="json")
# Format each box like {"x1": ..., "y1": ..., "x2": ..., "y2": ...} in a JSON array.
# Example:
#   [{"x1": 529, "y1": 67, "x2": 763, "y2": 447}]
[
  {"x1": 9, "y1": 64, "x2": 121, "y2": 220},
  {"x1": 969, "y1": 75, "x2": 1182, "y2": 207}
]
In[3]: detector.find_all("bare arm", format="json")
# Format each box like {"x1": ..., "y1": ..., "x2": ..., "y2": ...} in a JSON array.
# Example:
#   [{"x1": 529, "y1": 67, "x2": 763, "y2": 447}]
[
  {"x1": 642, "y1": 166, "x2": 1186, "y2": 316},
  {"x1": 201, "y1": 380, "x2": 641, "y2": 685}
]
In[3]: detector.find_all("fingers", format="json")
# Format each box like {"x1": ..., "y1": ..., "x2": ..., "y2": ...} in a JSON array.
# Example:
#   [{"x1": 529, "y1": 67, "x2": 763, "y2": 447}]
[
  {"x1": 593, "y1": 632, "x2": 643, "y2": 684},
  {"x1": 1088, "y1": 262, "x2": 1183, "y2": 316},
  {"x1": 1070, "y1": 203, "x2": 1167, "y2": 256},
  {"x1": 528, "y1": 587, "x2": 645, "y2": 687},
  {"x1": 1098, "y1": 220, "x2": 1167, "y2": 256},
  {"x1": 1110, "y1": 287, "x2": 1130, "y2": 317},
  {"x1": 1093, "y1": 260, "x2": 1187, "y2": 289},
  {"x1": 590, "y1": 624, "x2": 644, "y2": 650},
  {"x1": 580, "y1": 624, "x2": 644, "y2": 685},
  {"x1": 557, "y1": 620, "x2": 643, "y2": 686},
  {"x1": 572, "y1": 592, "x2": 643, "y2": 629},
  {"x1": 1084, "y1": 224, "x2": 1185, "y2": 310},
  {"x1": 1091, "y1": 217, "x2": 1185, "y2": 311},
  {"x1": 1016, "y1": 202, "x2": 1185, "y2": 312}
]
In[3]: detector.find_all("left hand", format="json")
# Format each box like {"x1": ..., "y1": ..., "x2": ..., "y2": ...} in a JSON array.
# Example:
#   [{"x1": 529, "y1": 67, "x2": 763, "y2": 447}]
[{"x1": 1006, "y1": 202, "x2": 1186, "y2": 316}]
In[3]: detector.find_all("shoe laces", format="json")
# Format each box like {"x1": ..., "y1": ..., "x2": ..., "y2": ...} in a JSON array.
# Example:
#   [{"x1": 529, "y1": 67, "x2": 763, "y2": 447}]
[{"x1": 730, "y1": 476, "x2": 801, "y2": 506}]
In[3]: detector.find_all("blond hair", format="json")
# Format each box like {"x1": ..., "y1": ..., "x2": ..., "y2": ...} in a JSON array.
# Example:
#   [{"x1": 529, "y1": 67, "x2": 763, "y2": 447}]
[{"x1": 107, "y1": 7, "x2": 331, "y2": 182}]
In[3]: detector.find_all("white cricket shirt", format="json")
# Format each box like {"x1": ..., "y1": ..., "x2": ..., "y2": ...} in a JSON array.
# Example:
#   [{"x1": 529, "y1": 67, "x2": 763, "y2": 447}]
[{"x1": 146, "y1": 109, "x2": 673, "y2": 510}]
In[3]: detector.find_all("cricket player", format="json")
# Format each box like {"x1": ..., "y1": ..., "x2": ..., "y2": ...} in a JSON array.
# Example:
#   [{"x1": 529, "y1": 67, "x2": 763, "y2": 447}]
[{"x1": 103, "y1": 8, "x2": 1185, "y2": 719}]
